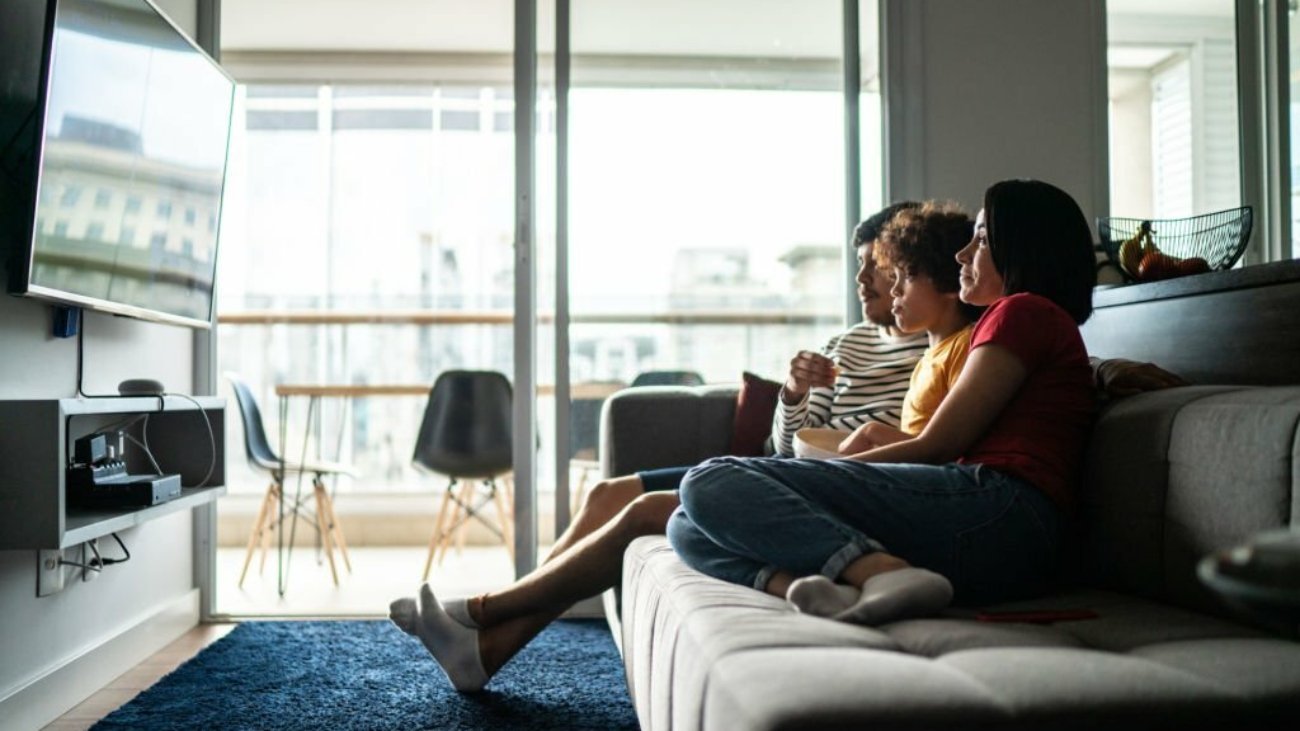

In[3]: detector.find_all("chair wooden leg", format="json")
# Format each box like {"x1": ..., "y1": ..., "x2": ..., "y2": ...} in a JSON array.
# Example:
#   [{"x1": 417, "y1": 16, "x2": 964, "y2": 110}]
[
  {"x1": 312, "y1": 481, "x2": 340, "y2": 586},
  {"x1": 423, "y1": 485, "x2": 455, "y2": 582},
  {"x1": 239, "y1": 482, "x2": 276, "y2": 588},
  {"x1": 438, "y1": 482, "x2": 474, "y2": 565},
  {"x1": 454, "y1": 481, "x2": 475, "y2": 557},
  {"x1": 490, "y1": 479, "x2": 514, "y2": 563},
  {"x1": 322, "y1": 488, "x2": 352, "y2": 574},
  {"x1": 258, "y1": 485, "x2": 280, "y2": 575},
  {"x1": 436, "y1": 491, "x2": 463, "y2": 565},
  {"x1": 501, "y1": 474, "x2": 515, "y2": 521}
]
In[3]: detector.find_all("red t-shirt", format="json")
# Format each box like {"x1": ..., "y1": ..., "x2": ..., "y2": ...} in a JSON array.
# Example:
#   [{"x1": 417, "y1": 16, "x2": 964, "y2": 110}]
[{"x1": 959, "y1": 293, "x2": 1095, "y2": 509}]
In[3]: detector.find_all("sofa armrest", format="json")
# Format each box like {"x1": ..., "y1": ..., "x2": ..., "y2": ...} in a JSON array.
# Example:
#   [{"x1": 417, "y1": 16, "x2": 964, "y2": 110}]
[{"x1": 600, "y1": 385, "x2": 739, "y2": 478}]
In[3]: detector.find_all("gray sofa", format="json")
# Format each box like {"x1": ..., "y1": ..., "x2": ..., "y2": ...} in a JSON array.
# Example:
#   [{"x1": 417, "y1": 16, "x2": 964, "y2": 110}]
[{"x1": 600, "y1": 384, "x2": 1300, "y2": 731}]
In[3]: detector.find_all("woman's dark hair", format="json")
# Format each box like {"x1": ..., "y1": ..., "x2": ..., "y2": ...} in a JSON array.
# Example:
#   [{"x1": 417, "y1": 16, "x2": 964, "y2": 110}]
[
  {"x1": 875, "y1": 201, "x2": 982, "y2": 322},
  {"x1": 853, "y1": 201, "x2": 921, "y2": 247},
  {"x1": 983, "y1": 179, "x2": 1096, "y2": 324}
]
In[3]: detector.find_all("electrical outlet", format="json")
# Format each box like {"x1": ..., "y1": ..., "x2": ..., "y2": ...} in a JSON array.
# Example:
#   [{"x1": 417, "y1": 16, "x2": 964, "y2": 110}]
[{"x1": 36, "y1": 545, "x2": 82, "y2": 597}]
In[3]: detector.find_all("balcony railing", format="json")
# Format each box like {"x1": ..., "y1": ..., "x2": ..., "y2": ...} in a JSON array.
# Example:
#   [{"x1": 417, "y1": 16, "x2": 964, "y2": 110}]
[
  {"x1": 218, "y1": 309, "x2": 838, "y2": 326},
  {"x1": 216, "y1": 307, "x2": 841, "y2": 497}
]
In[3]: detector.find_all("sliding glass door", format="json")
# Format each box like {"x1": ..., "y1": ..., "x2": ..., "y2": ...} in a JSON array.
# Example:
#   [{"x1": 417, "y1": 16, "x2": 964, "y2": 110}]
[
  {"x1": 208, "y1": 0, "x2": 881, "y2": 615},
  {"x1": 213, "y1": 0, "x2": 519, "y2": 616},
  {"x1": 549, "y1": 0, "x2": 863, "y2": 532}
]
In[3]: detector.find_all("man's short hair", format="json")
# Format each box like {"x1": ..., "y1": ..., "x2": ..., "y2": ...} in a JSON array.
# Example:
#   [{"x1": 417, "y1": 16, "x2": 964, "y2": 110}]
[{"x1": 852, "y1": 201, "x2": 921, "y2": 247}]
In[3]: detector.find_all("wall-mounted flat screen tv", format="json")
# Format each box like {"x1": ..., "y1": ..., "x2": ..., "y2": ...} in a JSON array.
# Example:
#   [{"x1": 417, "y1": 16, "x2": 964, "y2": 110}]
[{"x1": 10, "y1": 0, "x2": 235, "y2": 328}]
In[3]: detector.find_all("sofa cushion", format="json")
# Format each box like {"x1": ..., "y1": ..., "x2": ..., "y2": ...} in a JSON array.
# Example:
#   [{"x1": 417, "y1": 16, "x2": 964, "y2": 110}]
[
  {"x1": 623, "y1": 537, "x2": 899, "y2": 731},
  {"x1": 624, "y1": 536, "x2": 1300, "y2": 731},
  {"x1": 729, "y1": 371, "x2": 783, "y2": 457},
  {"x1": 1079, "y1": 386, "x2": 1300, "y2": 619},
  {"x1": 1076, "y1": 386, "x2": 1241, "y2": 595},
  {"x1": 602, "y1": 385, "x2": 739, "y2": 478},
  {"x1": 1162, "y1": 387, "x2": 1300, "y2": 615}
]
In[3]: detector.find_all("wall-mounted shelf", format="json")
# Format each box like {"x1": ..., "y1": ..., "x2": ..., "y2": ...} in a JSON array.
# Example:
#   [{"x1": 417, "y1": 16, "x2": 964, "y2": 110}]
[
  {"x1": 65, "y1": 486, "x2": 224, "y2": 547},
  {"x1": 0, "y1": 396, "x2": 226, "y2": 550}
]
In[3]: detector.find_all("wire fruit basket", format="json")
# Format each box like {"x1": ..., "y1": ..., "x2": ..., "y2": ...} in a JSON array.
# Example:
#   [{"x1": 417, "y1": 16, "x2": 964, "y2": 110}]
[{"x1": 1097, "y1": 206, "x2": 1252, "y2": 282}]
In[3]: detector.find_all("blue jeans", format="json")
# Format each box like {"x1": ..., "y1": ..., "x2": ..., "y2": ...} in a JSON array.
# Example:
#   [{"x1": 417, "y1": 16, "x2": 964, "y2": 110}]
[{"x1": 665, "y1": 456, "x2": 1062, "y2": 605}]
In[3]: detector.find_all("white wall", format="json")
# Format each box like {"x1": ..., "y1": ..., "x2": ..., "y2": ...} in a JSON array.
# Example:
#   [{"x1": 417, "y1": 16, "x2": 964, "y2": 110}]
[
  {"x1": 885, "y1": 0, "x2": 1108, "y2": 221},
  {"x1": 1109, "y1": 68, "x2": 1155, "y2": 216},
  {"x1": 0, "y1": 3, "x2": 205, "y2": 728}
]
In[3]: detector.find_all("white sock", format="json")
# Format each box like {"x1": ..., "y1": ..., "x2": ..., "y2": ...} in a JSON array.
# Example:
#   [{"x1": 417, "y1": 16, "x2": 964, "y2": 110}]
[
  {"x1": 833, "y1": 567, "x2": 953, "y2": 626},
  {"x1": 442, "y1": 597, "x2": 480, "y2": 629},
  {"x1": 388, "y1": 584, "x2": 490, "y2": 692},
  {"x1": 787, "y1": 575, "x2": 861, "y2": 617}
]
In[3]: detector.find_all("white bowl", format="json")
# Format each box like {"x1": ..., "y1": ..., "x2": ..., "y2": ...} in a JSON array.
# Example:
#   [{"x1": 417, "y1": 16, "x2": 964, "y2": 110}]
[{"x1": 793, "y1": 428, "x2": 844, "y2": 459}]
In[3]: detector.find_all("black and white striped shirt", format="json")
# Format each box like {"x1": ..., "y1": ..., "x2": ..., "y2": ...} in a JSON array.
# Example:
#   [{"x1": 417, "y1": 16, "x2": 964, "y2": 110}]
[{"x1": 771, "y1": 321, "x2": 928, "y2": 457}]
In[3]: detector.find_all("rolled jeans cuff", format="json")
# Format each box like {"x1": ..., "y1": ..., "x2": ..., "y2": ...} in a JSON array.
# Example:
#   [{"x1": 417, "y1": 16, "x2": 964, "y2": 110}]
[
  {"x1": 750, "y1": 536, "x2": 882, "y2": 591},
  {"x1": 819, "y1": 537, "x2": 883, "y2": 581},
  {"x1": 752, "y1": 566, "x2": 777, "y2": 591}
]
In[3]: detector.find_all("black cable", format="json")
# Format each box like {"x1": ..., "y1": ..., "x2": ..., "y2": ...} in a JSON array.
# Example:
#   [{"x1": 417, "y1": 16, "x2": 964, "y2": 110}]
[
  {"x1": 71, "y1": 310, "x2": 215, "y2": 486},
  {"x1": 57, "y1": 533, "x2": 130, "y2": 572},
  {"x1": 74, "y1": 318, "x2": 120, "y2": 400},
  {"x1": 99, "y1": 533, "x2": 131, "y2": 566},
  {"x1": 124, "y1": 426, "x2": 164, "y2": 476},
  {"x1": 73, "y1": 316, "x2": 163, "y2": 411},
  {"x1": 162, "y1": 392, "x2": 217, "y2": 487}
]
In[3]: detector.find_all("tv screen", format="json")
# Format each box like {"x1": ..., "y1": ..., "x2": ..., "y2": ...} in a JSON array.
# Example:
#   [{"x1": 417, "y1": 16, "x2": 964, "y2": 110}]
[{"x1": 16, "y1": 0, "x2": 234, "y2": 328}]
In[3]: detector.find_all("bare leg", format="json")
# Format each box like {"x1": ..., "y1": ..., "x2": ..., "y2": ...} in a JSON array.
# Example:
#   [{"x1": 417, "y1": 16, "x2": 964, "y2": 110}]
[
  {"x1": 841, "y1": 553, "x2": 911, "y2": 585},
  {"x1": 543, "y1": 475, "x2": 646, "y2": 563},
  {"x1": 469, "y1": 492, "x2": 681, "y2": 675},
  {"x1": 764, "y1": 571, "x2": 796, "y2": 599}
]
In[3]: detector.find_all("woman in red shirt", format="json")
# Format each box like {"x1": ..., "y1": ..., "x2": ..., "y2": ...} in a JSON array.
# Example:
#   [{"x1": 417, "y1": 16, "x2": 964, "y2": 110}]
[{"x1": 667, "y1": 179, "x2": 1097, "y2": 623}]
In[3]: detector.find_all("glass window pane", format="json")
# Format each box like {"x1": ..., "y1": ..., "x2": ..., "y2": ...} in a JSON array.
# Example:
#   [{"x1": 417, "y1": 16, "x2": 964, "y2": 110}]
[
  {"x1": 1107, "y1": 1, "x2": 1241, "y2": 219},
  {"x1": 1291, "y1": 8, "x2": 1300, "y2": 257},
  {"x1": 215, "y1": 75, "x2": 515, "y2": 612},
  {"x1": 859, "y1": 0, "x2": 883, "y2": 219},
  {"x1": 570, "y1": 0, "x2": 845, "y2": 387}
]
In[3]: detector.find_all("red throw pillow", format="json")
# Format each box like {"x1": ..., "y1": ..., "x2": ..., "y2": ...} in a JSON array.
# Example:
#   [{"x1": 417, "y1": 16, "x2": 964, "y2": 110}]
[{"x1": 729, "y1": 371, "x2": 783, "y2": 456}]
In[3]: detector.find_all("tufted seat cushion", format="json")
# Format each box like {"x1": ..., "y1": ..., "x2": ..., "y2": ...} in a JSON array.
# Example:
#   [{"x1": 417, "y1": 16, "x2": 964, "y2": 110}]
[
  {"x1": 608, "y1": 384, "x2": 1300, "y2": 730},
  {"x1": 624, "y1": 536, "x2": 1300, "y2": 731}
]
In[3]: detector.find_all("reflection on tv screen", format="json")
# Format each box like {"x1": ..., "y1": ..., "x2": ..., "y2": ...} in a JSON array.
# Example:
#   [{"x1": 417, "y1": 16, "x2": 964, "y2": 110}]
[{"x1": 29, "y1": 0, "x2": 233, "y2": 325}]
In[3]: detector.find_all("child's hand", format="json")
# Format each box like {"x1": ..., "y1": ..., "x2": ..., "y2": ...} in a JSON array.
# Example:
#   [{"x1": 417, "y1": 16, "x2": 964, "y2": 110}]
[
  {"x1": 782, "y1": 351, "x2": 837, "y2": 403},
  {"x1": 838, "y1": 422, "x2": 912, "y2": 455},
  {"x1": 1094, "y1": 358, "x2": 1188, "y2": 397}
]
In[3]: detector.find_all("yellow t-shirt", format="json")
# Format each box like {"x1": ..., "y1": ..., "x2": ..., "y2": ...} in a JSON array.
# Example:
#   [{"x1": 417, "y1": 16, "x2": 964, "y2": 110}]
[{"x1": 899, "y1": 324, "x2": 973, "y2": 435}]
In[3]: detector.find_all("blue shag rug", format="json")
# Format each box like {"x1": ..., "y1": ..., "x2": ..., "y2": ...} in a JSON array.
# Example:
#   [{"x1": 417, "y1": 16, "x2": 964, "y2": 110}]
[{"x1": 92, "y1": 619, "x2": 638, "y2": 731}]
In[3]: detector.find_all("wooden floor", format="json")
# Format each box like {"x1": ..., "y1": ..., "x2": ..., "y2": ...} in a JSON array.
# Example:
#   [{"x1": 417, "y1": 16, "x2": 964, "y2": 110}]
[
  {"x1": 41, "y1": 623, "x2": 236, "y2": 731},
  {"x1": 214, "y1": 545, "x2": 517, "y2": 616}
]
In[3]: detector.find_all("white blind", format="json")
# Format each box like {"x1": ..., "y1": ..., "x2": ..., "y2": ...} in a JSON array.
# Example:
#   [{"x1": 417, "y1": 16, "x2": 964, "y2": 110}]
[
  {"x1": 1196, "y1": 38, "x2": 1241, "y2": 212},
  {"x1": 1152, "y1": 57, "x2": 1193, "y2": 218}
]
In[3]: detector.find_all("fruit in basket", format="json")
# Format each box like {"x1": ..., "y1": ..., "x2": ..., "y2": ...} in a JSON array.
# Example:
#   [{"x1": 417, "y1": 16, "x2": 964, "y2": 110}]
[
  {"x1": 1117, "y1": 221, "x2": 1155, "y2": 277},
  {"x1": 1135, "y1": 251, "x2": 1212, "y2": 281},
  {"x1": 1136, "y1": 250, "x2": 1178, "y2": 281},
  {"x1": 1178, "y1": 256, "x2": 1211, "y2": 276}
]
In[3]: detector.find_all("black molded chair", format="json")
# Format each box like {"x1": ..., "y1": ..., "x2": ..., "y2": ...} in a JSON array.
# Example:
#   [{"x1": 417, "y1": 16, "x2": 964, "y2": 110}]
[
  {"x1": 226, "y1": 374, "x2": 354, "y2": 589},
  {"x1": 631, "y1": 369, "x2": 705, "y2": 387},
  {"x1": 413, "y1": 369, "x2": 515, "y2": 579}
]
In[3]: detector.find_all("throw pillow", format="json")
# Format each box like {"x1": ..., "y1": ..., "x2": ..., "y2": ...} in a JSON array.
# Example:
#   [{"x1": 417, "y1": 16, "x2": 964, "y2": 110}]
[{"x1": 729, "y1": 371, "x2": 783, "y2": 456}]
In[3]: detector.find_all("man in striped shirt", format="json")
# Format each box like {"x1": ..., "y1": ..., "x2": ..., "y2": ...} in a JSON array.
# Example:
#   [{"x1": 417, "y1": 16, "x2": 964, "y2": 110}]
[{"x1": 772, "y1": 202, "x2": 929, "y2": 457}]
